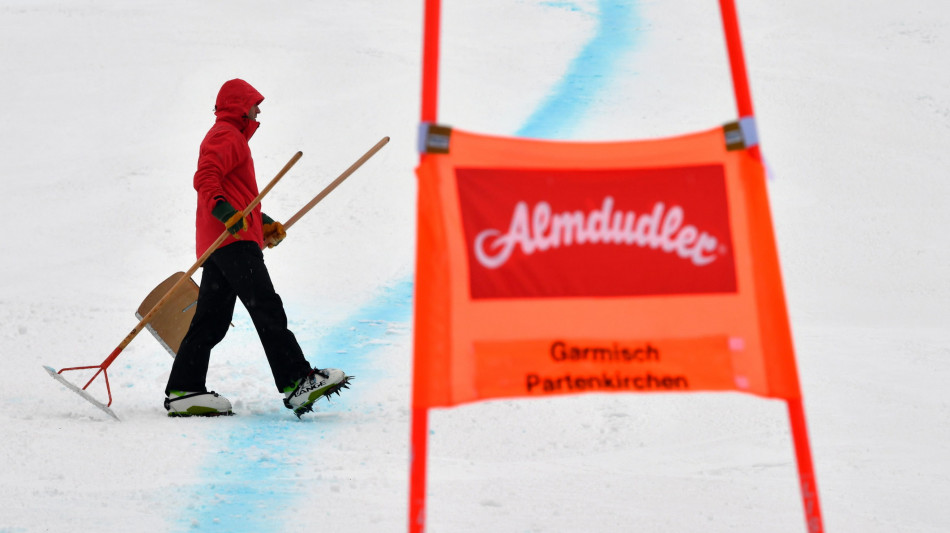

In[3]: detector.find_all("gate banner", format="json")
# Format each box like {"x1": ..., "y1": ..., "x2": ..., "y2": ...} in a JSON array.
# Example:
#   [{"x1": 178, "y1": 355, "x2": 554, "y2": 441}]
[{"x1": 413, "y1": 125, "x2": 802, "y2": 408}]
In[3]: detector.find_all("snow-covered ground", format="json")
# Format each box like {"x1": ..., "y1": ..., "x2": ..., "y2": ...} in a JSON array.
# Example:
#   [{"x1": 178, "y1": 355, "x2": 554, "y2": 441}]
[{"x1": 2, "y1": 0, "x2": 948, "y2": 531}]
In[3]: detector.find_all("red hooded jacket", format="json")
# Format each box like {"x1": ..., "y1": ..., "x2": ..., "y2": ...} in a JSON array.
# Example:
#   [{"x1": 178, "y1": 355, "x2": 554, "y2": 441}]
[{"x1": 193, "y1": 79, "x2": 266, "y2": 258}]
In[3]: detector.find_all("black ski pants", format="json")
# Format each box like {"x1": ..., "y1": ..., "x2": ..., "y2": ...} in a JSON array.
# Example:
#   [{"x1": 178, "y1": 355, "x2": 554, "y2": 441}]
[{"x1": 165, "y1": 241, "x2": 311, "y2": 395}]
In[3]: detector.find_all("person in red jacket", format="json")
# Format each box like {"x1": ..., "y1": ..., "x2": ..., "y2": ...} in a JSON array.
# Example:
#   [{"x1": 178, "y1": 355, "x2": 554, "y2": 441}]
[{"x1": 164, "y1": 79, "x2": 349, "y2": 418}]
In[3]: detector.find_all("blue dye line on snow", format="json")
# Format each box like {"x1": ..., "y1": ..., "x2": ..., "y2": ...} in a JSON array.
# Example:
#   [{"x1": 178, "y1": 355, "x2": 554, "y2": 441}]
[
  {"x1": 300, "y1": 279, "x2": 414, "y2": 383},
  {"x1": 518, "y1": 0, "x2": 637, "y2": 140},
  {"x1": 175, "y1": 281, "x2": 413, "y2": 533},
  {"x1": 177, "y1": 418, "x2": 300, "y2": 532},
  {"x1": 179, "y1": 1, "x2": 638, "y2": 530}
]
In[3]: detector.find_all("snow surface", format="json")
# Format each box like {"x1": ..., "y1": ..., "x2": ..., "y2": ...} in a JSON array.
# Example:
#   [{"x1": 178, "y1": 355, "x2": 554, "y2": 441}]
[{"x1": 2, "y1": 0, "x2": 948, "y2": 531}]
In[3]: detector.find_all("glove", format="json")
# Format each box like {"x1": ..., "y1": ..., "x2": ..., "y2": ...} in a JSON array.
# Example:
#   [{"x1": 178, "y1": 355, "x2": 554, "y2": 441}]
[
  {"x1": 211, "y1": 198, "x2": 248, "y2": 238},
  {"x1": 262, "y1": 212, "x2": 286, "y2": 248}
]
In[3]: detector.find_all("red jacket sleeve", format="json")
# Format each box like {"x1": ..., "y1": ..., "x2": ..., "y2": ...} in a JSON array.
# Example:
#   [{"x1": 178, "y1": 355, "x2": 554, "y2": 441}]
[{"x1": 194, "y1": 127, "x2": 245, "y2": 211}]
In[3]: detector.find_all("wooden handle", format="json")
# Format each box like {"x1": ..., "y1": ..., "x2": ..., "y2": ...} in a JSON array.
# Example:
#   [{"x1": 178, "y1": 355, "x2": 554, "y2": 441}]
[{"x1": 270, "y1": 137, "x2": 389, "y2": 246}]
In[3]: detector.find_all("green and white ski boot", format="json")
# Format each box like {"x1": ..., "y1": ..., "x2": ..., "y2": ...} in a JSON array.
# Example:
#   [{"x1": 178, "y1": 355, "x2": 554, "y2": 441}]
[
  {"x1": 165, "y1": 391, "x2": 233, "y2": 417},
  {"x1": 283, "y1": 368, "x2": 352, "y2": 418}
]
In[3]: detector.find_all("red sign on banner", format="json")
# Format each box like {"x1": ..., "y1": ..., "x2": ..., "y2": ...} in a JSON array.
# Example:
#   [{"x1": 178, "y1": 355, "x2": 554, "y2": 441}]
[{"x1": 456, "y1": 166, "x2": 738, "y2": 298}]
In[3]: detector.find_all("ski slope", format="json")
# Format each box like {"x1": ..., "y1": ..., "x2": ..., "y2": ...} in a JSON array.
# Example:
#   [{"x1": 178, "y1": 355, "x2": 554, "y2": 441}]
[{"x1": 2, "y1": 0, "x2": 948, "y2": 531}]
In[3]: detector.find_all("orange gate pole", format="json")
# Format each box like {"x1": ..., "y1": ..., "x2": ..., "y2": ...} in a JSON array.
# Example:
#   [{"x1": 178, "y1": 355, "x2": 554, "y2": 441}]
[{"x1": 719, "y1": 0, "x2": 824, "y2": 530}]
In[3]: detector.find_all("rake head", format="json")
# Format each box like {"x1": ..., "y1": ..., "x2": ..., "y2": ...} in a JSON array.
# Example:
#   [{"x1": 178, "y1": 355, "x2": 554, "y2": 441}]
[{"x1": 43, "y1": 365, "x2": 120, "y2": 421}]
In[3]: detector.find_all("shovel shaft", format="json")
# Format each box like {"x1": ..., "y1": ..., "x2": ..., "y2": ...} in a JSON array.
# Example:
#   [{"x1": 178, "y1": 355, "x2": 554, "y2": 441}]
[{"x1": 269, "y1": 137, "x2": 389, "y2": 245}]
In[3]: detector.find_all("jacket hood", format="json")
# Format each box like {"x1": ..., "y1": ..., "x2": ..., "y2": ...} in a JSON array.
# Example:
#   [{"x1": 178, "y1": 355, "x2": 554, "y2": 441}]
[{"x1": 214, "y1": 79, "x2": 264, "y2": 136}]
